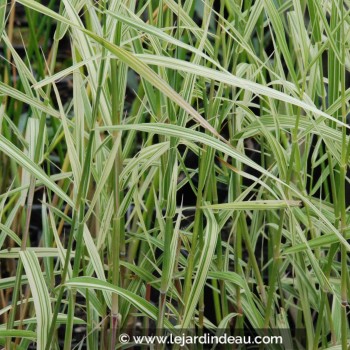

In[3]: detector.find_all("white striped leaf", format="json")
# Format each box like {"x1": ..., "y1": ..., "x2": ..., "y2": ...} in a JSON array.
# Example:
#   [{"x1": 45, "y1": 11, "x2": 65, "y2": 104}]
[
  {"x1": 181, "y1": 208, "x2": 218, "y2": 328},
  {"x1": 65, "y1": 277, "x2": 173, "y2": 329},
  {"x1": 102, "y1": 123, "x2": 350, "y2": 252},
  {"x1": 20, "y1": 250, "x2": 52, "y2": 350},
  {"x1": 0, "y1": 135, "x2": 73, "y2": 206}
]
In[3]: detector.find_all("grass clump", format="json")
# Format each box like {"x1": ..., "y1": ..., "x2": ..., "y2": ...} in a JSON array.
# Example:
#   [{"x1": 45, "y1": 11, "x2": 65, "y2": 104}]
[{"x1": 0, "y1": 0, "x2": 349, "y2": 349}]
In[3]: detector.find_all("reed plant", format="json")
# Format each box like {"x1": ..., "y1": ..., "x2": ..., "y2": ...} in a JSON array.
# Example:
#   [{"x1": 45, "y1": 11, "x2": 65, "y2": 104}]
[{"x1": 0, "y1": 0, "x2": 349, "y2": 349}]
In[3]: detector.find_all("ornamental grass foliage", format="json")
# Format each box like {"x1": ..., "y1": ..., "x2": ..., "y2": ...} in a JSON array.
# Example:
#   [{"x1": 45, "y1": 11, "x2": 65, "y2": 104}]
[{"x1": 0, "y1": 0, "x2": 349, "y2": 349}]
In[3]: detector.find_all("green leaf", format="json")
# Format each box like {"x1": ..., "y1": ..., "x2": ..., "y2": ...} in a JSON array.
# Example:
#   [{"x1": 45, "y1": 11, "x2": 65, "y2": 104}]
[
  {"x1": 0, "y1": 0, "x2": 6, "y2": 37},
  {"x1": 0, "y1": 329, "x2": 36, "y2": 340},
  {"x1": 284, "y1": 231, "x2": 350, "y2": 254}
]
